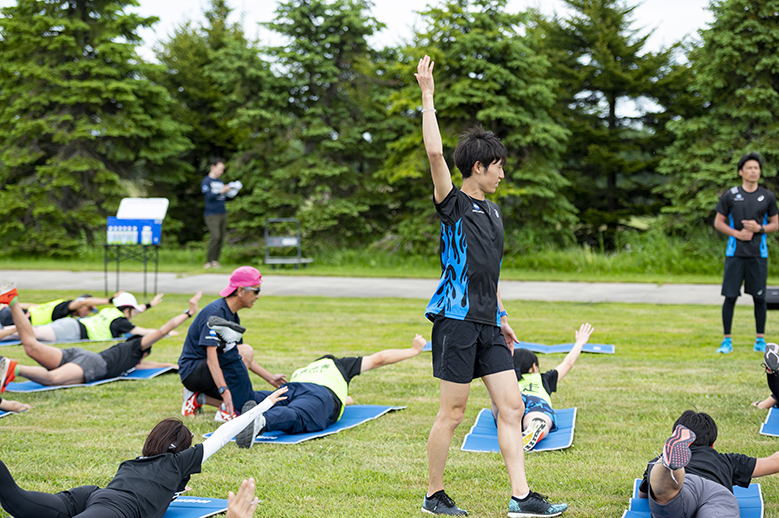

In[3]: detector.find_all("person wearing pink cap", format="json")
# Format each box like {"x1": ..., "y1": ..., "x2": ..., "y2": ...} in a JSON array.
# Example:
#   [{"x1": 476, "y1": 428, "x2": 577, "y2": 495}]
[
  {"x1": 178, "y1": 266, "x2": 286, "y2": 420},
  {"x1": 0, "y1": 291, "x2": 164, "y2": 343}
]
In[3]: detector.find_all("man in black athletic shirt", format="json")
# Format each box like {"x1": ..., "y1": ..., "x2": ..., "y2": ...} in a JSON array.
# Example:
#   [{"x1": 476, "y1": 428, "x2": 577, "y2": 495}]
[
  {"x1": 714, "y1": 152, "x2": 778, "y2": 354},
  {"x1": 415, "y1": 55, "x2": 566, "y2": 517}
]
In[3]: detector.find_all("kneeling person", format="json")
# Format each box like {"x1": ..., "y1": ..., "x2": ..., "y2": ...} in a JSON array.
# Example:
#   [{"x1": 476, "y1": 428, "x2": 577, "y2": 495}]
[
  {"x1": 234, "y1": 334, "x2": 426, "y2": 448},
  {"x1": 0, "y1": 288, "x2": 201, "y2": 389}
]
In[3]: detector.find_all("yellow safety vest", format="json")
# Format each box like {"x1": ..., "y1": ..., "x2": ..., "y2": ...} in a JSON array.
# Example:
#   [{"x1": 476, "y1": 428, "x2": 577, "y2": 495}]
[
  {"x1": 28, "y1": 299, "x2": 67, "y2": 326},
  {"x1": 79, "y1": 307, "x2": 125, "y2": 341},
  {"x1": 517, "y1": 372, "x2": 552, "y2": 407},
  {"x1": 290, "y1": 358, "x2": 349, "y2": 420}
]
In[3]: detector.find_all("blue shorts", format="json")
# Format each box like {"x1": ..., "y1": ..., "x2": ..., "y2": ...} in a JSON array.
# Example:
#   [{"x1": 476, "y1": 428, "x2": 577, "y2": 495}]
[{"x1": 522, "y1": 394, "x2": 557, "y2": 432}]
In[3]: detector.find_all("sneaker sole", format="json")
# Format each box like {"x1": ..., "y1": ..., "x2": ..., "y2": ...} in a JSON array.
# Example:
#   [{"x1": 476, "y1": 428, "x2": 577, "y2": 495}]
[
  {"x1": 0, "y1": 358, "x2": 8, "y2": 393},
  {"x1": 235, "y1": 401, "x2": 258, "y2": 449},
  {"x1": 664, "y1": 426, "x2": 696, "y2": 470},
  {"x1": 508, "y1": 511, "x2": 565, "y2": 518},
  {"x1": 523, "y1": 422, "x2": 546, "y2": 452},
  {"x1": 421, "y1": 506, "x2": 467, "y2": 516}
]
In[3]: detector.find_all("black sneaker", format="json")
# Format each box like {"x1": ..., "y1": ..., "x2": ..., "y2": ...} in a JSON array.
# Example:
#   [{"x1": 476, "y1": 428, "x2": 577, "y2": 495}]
[
  {"x1": 235, "y1": 400, "x2": 265, "y2": 449},
  {"x1": 508, "y1": 492, "x2": 567, "y2": 517},
  {"x1": 422, "y1": 490, "x2": 468, "y2": 515}
]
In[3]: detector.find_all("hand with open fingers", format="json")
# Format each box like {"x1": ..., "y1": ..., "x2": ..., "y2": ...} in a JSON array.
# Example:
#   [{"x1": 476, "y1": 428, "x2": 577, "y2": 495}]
[
  {"x1": 268, "y1": 373, "x2": 287, "y2": 388},
  {"x1": 412, "y1": 333, "x2": 426, "y2": 354},
  {"x1": 150, "y1": 293, "x2": 164, "y2": 307},
  {"x1": 226, "y1": 477, "x2": 258, "y2": 518},
  {"x1": 502, "y1": 321, "x2": 518, "y2": 353},
  {"x1": 575, "y1": 322, "x2": 595, "y2": 346},
  {"x1": 189, "y1": 292, "x2": 202, "y2": 315},
  {"x1": 415, "y1": 55, "x2": 435, "y2": 95},
  {"x1": 267, "y1": 386, "x2": 288, "y2": 405}
]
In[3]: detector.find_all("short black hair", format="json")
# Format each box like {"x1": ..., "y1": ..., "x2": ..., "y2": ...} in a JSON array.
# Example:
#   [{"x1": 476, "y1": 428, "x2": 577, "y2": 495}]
[
  {"x1": 737, "y1": 152, "x2": 762, "y2": 172},
  {"x1": 210, "y1": 156, "x2": 225, "y2": 167},
  {"x1": 453, "y1": 127, "x2": 507, "y2": 179},
  {"x1": 673, "y1": 410, "x2": 717, "y2": 447},
  {"x1": 513, "y1": 348, "x2": 538, "y2": 379}
]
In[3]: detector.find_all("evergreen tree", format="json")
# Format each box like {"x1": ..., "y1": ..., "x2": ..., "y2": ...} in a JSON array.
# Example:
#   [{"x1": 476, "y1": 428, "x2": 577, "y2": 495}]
[
  {"x1": 532, "y1": 0, "x2": 687, "y2": 247},
  {"x1": 382, "y1": 0, "x2": 575, "y2": 255},
  {"x1": 659, "y1": 0, "x2": 779, "y2": 230},
  {"x1": 152, "y1": 0, "x2": 249, "y2": 245},
  {"x1": 0, "y1": 0, "x2": 191, "y2": 256}
]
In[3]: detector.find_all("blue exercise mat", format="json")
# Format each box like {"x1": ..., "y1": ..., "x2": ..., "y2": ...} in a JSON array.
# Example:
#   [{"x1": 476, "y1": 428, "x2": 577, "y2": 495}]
[
  {"x1": 621, "y1": 478, "x2": 763, "y2": 518},
  {"x1": 163, "y1": 496, "x2": 228, "y2": 518},
  {"x1": 422, "y1": 341, "x2": 614, "y2": 354},
  {"x1": 5, "y1": 366, "x2": 176, "y2": 393},
  {"x1": 204, "y1": 405, "x2": 405, "y2": 445},
  {"x1": 759, "y1": 406, "x2": 779, "y2": 437},
  {"x1": 460, "y1": 407, "x2": 577, "y2": 453}
]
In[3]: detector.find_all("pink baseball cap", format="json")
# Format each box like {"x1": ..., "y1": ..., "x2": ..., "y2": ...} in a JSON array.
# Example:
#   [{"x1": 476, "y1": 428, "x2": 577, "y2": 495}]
[{"x1": 220, "y1": 266, "x2": 262, "y2": 297}]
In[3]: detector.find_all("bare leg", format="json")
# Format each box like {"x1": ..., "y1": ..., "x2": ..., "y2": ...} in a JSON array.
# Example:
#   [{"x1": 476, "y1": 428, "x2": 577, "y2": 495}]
[
  {"x1": 17, "y1": 363, "x2": 85, "y2": 386},
  {"x1": 9, "y1": 302, "x2": 62, "y2": 369},
  {"x1": 648, "y1": 463, "x2": 685, "y2": 504},
  {"x1": 427, "y1": 380, "x2": 470, "y2": 495},
  {"x1": 483, "y1": 370, "x2": 529, "y2": 497},
  {"x1": 134, "y1": 361, "x2": 176, "y2": 369}
]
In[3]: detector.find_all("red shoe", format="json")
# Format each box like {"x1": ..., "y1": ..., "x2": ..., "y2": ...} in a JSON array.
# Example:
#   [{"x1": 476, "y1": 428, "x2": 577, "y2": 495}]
[
  {"x1": 181, "y1": 388, "x2": 202, "y2": 417},
  {"x1": 0, "y1": 357, "x2": 17, "y2": 393},
  {"x1": 0, "y1": 283, "x2": 18, "y2": 306},
  {"x1": 214, "y1": 405, "x2": 236, "y2": 422}
]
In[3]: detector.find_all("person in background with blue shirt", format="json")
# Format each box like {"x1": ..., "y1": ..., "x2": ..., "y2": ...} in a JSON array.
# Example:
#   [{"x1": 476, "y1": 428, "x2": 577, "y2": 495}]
[{"x1": 202, "y1": 157, "x2": 231, "y2": 269}]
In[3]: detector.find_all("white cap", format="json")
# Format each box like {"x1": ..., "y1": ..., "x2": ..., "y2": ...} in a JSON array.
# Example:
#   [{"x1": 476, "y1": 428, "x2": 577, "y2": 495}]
[{"x1": 113, "y1": 292, "x2": 145, "y2": 312}]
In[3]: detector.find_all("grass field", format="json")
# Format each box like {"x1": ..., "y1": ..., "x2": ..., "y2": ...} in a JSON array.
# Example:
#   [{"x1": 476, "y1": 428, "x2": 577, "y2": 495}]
[{"x1": 0, "y1": 291, "x2": 778, "y2": 517}]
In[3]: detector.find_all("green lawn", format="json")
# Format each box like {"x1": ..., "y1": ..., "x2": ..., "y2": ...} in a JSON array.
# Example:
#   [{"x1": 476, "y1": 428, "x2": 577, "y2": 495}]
[{"x1": 0, "y1": 291, "x2": 777, "y2": 517}]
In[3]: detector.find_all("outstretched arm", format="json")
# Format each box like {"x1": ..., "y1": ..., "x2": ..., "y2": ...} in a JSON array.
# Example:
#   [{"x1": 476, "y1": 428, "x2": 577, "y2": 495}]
[
  {"x1": 201, "y1": 387, "x2": 288, "y2": 461},
  {"x1": 753, "y1": 451, "x2": 779, "y2": 477},
  {"x1": 67, "y1": 295, "x2": 114, "y2": 313},
  {"x1": 140, "y1": 292, "x2": 202, "y2": 349},
  {"x1": 360, "y1": 334, "x2": 426, "y2": 373},
  {"x1": 555, "y1": 323, "x2": 594, "y2": 382},
  {"x1": 415, "y1": 55, "x2": 452, "y2": 204}
]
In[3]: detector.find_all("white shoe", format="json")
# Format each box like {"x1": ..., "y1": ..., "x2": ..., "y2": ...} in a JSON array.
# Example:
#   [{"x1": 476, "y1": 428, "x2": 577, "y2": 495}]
[
  {"x1": 522, "y1": 418, "x2": 547, "y2": 452},
  {"x1": 235, "y1": 400, "x2": 266, "y2": 449},
  {"x1": 181, "y1": 388, "x2": 202, "y2": 417},
  {"x1": 214, "y1": 404, "x2": 236, "y2": 422}
]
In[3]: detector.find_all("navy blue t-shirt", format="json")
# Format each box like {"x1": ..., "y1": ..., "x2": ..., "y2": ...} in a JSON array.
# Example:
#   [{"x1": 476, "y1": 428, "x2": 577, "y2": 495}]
[
  {"x1": 177, "y1": 298, "x2": 243, "y2": 380},
  {"x1": 715, "y1": 185, "x2": 778, "y2": 257},
  {"x1": 425, "y1": 185, "x2": 504, "y2": 326},
  {"x1": 201, "y1": 176, "x2": 226, "y2": 216}
]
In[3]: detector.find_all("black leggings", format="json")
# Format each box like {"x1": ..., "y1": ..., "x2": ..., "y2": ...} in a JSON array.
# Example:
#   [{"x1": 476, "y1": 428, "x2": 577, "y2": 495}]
[
  {"x1": 722, "y1": 297, "x2": 766, "y2": 335},
  {"x1": 768, "y1": 372, "x2": 779, "y2": 403},
  {"x1": 0, "y1": 460, "x2": 123, "y2": 518}
]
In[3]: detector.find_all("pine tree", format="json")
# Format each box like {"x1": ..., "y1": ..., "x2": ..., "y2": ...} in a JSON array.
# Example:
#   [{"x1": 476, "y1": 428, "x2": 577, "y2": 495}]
[
  {"x1": 659, "y1": 0, "x2": 779, "y2": 230},
  {"x1": 381, "y1": 0, "x2": 575, "y2": 255},
  {"x1": 532, "y1": 0, "x2": 686, "y2": 247},
  {"x1": 0, "y1": 0, "x2": 191, "y2": 255}
]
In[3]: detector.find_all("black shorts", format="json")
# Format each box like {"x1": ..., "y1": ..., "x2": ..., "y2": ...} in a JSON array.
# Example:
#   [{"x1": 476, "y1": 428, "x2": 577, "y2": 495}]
[
  {"x1": 98, "y1": 337, "x2": 147, "y2": 379},
  {"x1": 431, "y1": 316, "x2": 513, "y2": 383},
  {"x1": 181, "y1": 359, "x2": 221, "y2": 400},
  {"x1": 722, "y1": 256, "x2": 768, "y2": 298}
]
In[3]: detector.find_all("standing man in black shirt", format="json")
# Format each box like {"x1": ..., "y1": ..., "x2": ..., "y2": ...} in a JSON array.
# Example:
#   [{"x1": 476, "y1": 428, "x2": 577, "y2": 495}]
[
  {"x1": 202, "y1": 157, "x2": 230, "y2": 269},
  {"x1": 714, "y1": 152, "x2": 778, "y2": 354},
  {"x1": 415, "y1": 55, "x2": 567, "y2": 517},
  {"x1": 638, "y1": 410, "x2": 779, "y2": 516}
]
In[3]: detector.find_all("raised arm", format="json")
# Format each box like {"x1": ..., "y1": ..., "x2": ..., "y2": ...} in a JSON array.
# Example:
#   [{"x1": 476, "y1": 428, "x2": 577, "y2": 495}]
[
  {"x1": 555, "y1": 323, "x2": 594, "y2": 381},
  {"x1": 68, "y1": 296, "x2": 112, "y2": 313},
  {"x1": 415, "y1": 55, "x2": 452, "y2": 204},
  {"x1": 140, "y1": 292, "x2": 202, "y2": 349},
  {"x1": 360, "y1": 334, "x2": 426, "y2": 373}
]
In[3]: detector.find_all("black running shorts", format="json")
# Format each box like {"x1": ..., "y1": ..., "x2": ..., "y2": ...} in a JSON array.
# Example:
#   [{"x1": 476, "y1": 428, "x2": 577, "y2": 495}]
[
  {"x1": 430, "y1": 316, "x2": 513, "y2": 383},
  {"x1": 722, "y1": 256, "x2": 768, "y2": 299}
]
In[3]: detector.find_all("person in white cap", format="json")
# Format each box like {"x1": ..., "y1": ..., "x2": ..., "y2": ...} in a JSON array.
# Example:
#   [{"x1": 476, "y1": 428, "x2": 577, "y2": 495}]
[
  {"x1": 0, "y1": 293, "x2": 118, "y2": 329},
  {"x1": 0, "y1": 289, "x2": 201, "y2": 388},
  {"x1": 0, "y1": 291, "x2": 164, "y2": 343},
  {"x1": 178, "y1": 266, "x2": 286, "y2": 421}
]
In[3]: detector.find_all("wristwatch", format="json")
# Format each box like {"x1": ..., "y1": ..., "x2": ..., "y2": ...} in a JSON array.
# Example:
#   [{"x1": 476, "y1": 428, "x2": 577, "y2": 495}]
[
  {"x1": 183, "y1": 309, "x2": 192, "y2": 318},
  {"x1": 218, "y1": 386, "x2": 227, "y2": 395}
]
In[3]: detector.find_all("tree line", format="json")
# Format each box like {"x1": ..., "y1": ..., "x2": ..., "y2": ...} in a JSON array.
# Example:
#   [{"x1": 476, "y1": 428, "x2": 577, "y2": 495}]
[{"x1": 0, "y1": 0, "x2": 775, "y2": 257}]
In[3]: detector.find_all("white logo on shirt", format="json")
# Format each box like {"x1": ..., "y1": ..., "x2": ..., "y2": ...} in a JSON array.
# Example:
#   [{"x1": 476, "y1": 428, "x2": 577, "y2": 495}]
[
  {"x1": 759, "y1": 195, "x2": 765, "y2": 202},
  {"x1": 494, "y1": 208, "x2": 500, "y2": 218}
]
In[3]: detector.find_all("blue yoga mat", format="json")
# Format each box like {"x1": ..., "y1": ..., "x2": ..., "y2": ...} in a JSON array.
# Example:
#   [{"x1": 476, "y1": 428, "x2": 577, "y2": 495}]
[
  {"x1": 422, "y1": 341, "x2": 614, "y2": 354},
  {"x1": 621, "y1": 478, "x2": 763, "y2": 518},
  {"x1": 5, "y1": 366, "x2": 176, "y2": 393},
  {"x1": 163, "y1": 496, "x2": 228, "y2": 518},
  {"x1": 760, "y1": 406, "x2": 779, "y2": 437},
  {"x1": 204, "y1": 405, "x2": 405, "y2": 445},
  {"x1": 460, "y1": 407, "x2": 576, "y2": 453}
]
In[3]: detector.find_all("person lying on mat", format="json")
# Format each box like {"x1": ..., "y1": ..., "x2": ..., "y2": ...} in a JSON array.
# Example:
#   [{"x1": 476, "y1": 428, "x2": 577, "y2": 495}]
[
  {"x1": 637, "y1": 410, "x2": 779, "y2": 517},
  {"x1": 0, "y1": 289, "x2": 166, "y2": 343},
  {"x1": 0, "y1": 292, "x2": 119, "y2": 329},
  {"x1": 492, "y1": 323, "x2": 594, "y2": 452},
  {"x1": 752, "y1": 342, "x2": 779, "y2": 409},
  {"x1": 0, "y1": 387, "x2": 287, "y2": 518},
  {"x1": 0, "y1": 287, "x2": 200, "y2": 389},
  {"x1": 0, "y1": 396, "x2": 30, "y2": 413},
  {"x1": 232, "y1": 333, "x2": 427, "y2": 448}
]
